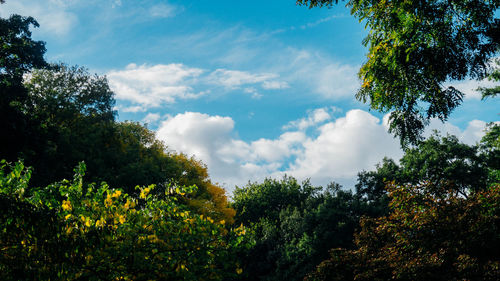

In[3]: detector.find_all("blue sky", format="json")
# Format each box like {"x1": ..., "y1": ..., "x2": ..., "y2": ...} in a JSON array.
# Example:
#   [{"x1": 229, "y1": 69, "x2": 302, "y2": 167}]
[{"x1": 2, "y1": 0, "x2": 499, "y2": 192}]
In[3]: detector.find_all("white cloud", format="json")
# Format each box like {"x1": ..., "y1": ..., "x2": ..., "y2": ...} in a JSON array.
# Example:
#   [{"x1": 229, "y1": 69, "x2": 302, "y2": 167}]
[
  {"x1": 446, "y1": 79, "x2": 498, "y2": 100},
  {"x1": 142, "y1": 113, "x2": 161, "y2": 125},
  {"x1": 155, "y1": 109, "x2": 491, "y2": 193},
  {"x1": 0, "y1": 0, "x2": 78, "y2": 36},
  {"x1": 425, "y1": 118, "x2": 491, "y2": 145},
  {"x1": 154, "y1": 110, "x2": 396, "y2": 191},
  {"x1": 121, "y1": 105, "x2": 146, "y2": 113},
  {"x1": 243, "y1": 87, "x2": 262, "y2": 99},
  {"x1": 208, "y1": 69, "x2": 283, "y2": 89},
  {"x1": 283, "y1": 110, "x2": 403, "y2": 184},
  {"x1": 107, "y1": 63, "x2": 290, "y2": 109},
  {"x1": 262, "y1": 80, "x2": 290, "y2": 90},
  {"x1": 107, "y1": 63, "x2": 205, "y2": 108},
  {"x1": 283, "y1": 107, "x2": 333, "y2": 130},
  {"x1": 299, "y1": 14, "x2": 344, "y2": 30},
  {"x1": 149, "y1": 3, "x2": 179, "y2": 18}
]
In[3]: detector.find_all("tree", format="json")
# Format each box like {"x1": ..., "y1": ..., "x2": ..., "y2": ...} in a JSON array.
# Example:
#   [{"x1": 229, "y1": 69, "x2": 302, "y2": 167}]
[
  {"x1": 356, "y1": 132, "x2": 493, "y2": 202},
  {"x1": 399, "y1": 133, "x2": 489, "y2": 197},
  {"x1": 232, "y1": 178, "x2": 382, "y2": 281},
  {"x1": 306, "y1": 126, "x2": 500, "y2": 281},
  {"x1": 307, "y1": 182, "x2": 500, "y2": 281},
  {"x1": 355, "y1": 157, "x2": 400, "y2": 212},
  {"x1": 297, "y1": 0, "x2": 499, "y2": 145},
  {"x1": 0, "y1": 14, "x2": 47, "y2": 161},
  {"x1": 20, "y1": 64, "x2": 236, "y2": 224},
  {"x1": 478, "y1": 58, "x2": 500, "y2": 99},
  {"x1": 479, "y1": 123, "x2": 500, "y2": 184},
  {"x1": 21, "y1": 65, "x2": 116, "y2": 187}
]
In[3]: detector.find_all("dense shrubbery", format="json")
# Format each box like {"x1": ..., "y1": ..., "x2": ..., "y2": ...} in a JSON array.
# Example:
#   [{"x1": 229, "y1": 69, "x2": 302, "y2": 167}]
[
  {"x1": 0, "y1": 160, "x2": 251, "y2": 280},
  {"x1": 307, "y1": 182, "x2": 500, "y2": 281}
]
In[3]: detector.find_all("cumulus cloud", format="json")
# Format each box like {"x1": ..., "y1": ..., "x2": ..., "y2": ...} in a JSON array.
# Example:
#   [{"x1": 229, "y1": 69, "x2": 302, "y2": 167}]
[
  {"x1": 283, "y1": 107, "x2": 334, "y2": 130},
  {"x1": 155, "y1": 109, "x2": 491, "y2": 193},
  {"x1": 424, "y1": 118, "x2": 491, "y2": 145},
  {"x1": 107, "y1": 63, "x2": 205, "y2": 108},
  {"x1": 283, "y1": 110, "x2": 402, "y2": 185}
]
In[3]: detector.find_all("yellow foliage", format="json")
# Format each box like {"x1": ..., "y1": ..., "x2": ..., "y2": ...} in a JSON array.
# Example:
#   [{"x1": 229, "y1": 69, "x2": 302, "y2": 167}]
[
  {"x1": 112, "y1": 190, "x2": 122, "y2": 198},
  {"x1": 62, "y1": 200, "x2": 72, "y2": 211},
  {"x1": 104, "y1": 196, "x2": 113, "y2": 207}
]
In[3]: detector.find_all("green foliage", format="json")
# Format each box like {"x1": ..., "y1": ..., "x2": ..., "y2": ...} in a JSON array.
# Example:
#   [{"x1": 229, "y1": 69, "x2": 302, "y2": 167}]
[
  {"x1": 480, "y1": 123, "x2": 500, "y2": 184},
  {"x1": 233, "y1": 178, "x2": 381, "y2": 281},
  {"x1": 298, "y1": 0, "x2": 500, "y2": 145},
  {"x1": 18, "y1": 64, "x2": 235, "y2": 224},
  {"x1": 355, "y1": 157, "x2": 399, "y2": 212},
  {"x1": 306, "y1": 125, "x2": 500, "y2": 280},
  {"x1": 400, "y1": 133, "x2": 489, "y2": 197},
  {"x1": 20, "y1": 64, "x2": 116, "y2": 186},
  {"x1": 0, "y1": 161, "x2": 251, "y2": 280},
  {"x1": 356, "y1": 131, "x2": 494, "y2": 202},
  {"x1": 233, "y1": 176, "x2": 319, "y2": 224},
  {"x1": 25, "y1": 64, "x2": 116, "y2": 123},
  {"x1": 307, "y1": 182, "x2": 500, "y2": 281},
  {"x1": 0, "y1": 14, "x2": 47, "y2": 161},
  {"x1": 479, "y1": 59, "x2": 500, "y2": 99}
]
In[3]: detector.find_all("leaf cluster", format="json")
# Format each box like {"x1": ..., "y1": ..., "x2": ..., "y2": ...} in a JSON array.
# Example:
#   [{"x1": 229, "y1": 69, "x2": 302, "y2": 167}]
[
  {"x1": 298, "y1": 0, "x2": 500, "y2": 145},
  {"x1": 0, "y1": 161, "x2": 251, "y2": 280}
]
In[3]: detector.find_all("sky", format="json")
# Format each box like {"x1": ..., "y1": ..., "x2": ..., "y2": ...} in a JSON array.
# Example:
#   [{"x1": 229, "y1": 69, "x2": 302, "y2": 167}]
[{"x1": 2, "y1": 0, "x2": 499, "y2": 192}]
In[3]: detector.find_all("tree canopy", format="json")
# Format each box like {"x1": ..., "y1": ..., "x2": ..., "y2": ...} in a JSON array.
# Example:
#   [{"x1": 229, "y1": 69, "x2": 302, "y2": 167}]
[
  {"x1": 297, "y1": 0, "x2": 500, "y2": 145},
  {"x1": 0, "y1": 14, "x2": 47, "y2": 161},
  {"x1": 232, "y1": 177, "x2": 384, "y2": 281},
  {"x1": 307, "y1": 182, "x2": 500, "y2": 281}
]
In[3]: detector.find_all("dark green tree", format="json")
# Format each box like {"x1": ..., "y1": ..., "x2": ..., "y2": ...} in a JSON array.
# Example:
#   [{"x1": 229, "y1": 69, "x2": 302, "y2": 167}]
[
  {"x1": 479, "y1": 123, "x2": 500, "y2": 184},
  {"x1": 0, "y1": 14, "x2": 47, "y2": 161},
  {"x1": 21, "y1": 65, "x2": 116, "y2": 187},
  {"x1": 356, "y1": 131, "x2": 493, "y2": 202},
  {"x1": 399, "y1": 133, "x2": 489, "y2": 197},
  {"x1": 307, "y1": 182, "x2": 500, "y2": 281},
  {"x1": 297, "y1": 0, "x2": 499, "y2": 145},
  {"x1": 355, "y1": 157, "x2": 400, "y2": 211},
  {"x1": 478, "y1": 59, "x2": 500, "y2": 99},
  {"x1": 233, "y1": 178, "x2": 381, "y2": 281}
]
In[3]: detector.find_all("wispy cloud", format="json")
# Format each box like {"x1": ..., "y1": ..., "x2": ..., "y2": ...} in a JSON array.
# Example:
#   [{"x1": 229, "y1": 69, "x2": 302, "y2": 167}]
[
  {"x1": 207, "y1": 69, "x2": 286, "y2": 89},
  {"x1": 107, "y1": 63, "x2": 205, "y2": 108},
  {"x1": 0, "y1": 0, "x2": 78, "y2": 37},
  {"x1": 149, "y1": 3, "x2": 181, "y2": 18},
  {"x1": 298, "y1": 14, "x2": 345, "y2": 30},
  {"x1": 107, "y1": 63, "x2": 289, "y2": 108}
]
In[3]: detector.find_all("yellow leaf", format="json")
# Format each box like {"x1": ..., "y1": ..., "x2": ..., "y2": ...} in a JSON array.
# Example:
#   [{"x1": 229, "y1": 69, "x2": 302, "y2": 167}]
[{"x1": 62, "y1": 200, "x2": 72, "y2": 211}]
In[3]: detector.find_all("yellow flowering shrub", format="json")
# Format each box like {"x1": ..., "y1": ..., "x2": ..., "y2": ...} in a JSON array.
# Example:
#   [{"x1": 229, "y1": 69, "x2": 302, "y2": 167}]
[{"x1": 0, "y1": 161, "x2": 253, "y2": 280}]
